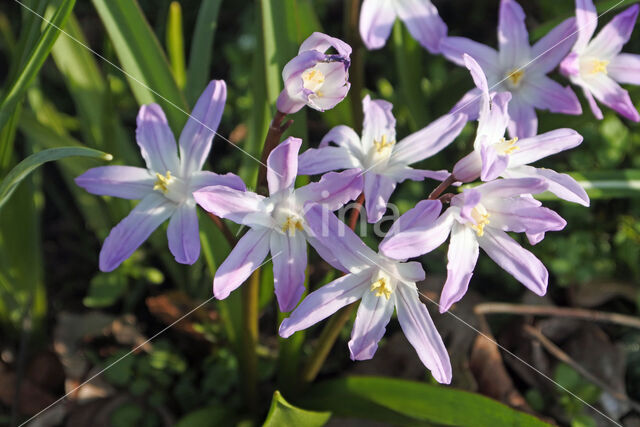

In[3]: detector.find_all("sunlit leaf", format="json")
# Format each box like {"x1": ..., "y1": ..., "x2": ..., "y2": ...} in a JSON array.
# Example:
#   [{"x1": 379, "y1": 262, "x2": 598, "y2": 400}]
[{"x1": 264, "y1": 391, "x2": 331, "y2": 427}]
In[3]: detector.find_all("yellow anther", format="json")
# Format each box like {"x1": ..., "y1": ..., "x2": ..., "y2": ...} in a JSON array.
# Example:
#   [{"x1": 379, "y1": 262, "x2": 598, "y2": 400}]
[
  {"x1": 153, "y1": 171, "x2": 173, "y2": 194},
  {"x1": 497, "y1": 136, "x2": 519, "y2": 155},
  {"x1": 373, "y1": 134, "x2": 395, "y2": 153},
  {"x1": 470, "y1": 213, "x2": 490, "y2": 237},
  {"x1": 302, "y1": 68, "x2": 325, "y2": 92},
  {"x1": 587, "y1": 59, "x2": 609, "y2": 75},
  {"x1": 281, "y1": 216, "x2": 304, "y2": 235},
  {"x1": 370, "y1": 277, "x2": 392, "y2": 300},
  {"x1": 508, "y1": 69, "x2": 525, "y2": 86}
]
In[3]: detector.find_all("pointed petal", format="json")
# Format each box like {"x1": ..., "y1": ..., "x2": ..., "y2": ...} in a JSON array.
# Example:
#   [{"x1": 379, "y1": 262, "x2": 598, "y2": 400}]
[
  {"x1": 484, "y1": 197, "x2": 566, "y2": 234},
  {"x1": 380, "y1": 202, "x2": 453, "y2": 260},
  {"x1": 509, "y1": 128, "x2": 583, "y2": 167},
  {"x1": 395, "y1": 0, "x2": 447, "y2": 54},
  {"x1": 498, "y1": 0, "x2": 531, "y2": 69},
  {"x1": 504, "y1": 165, "x2": 590, "y2": 206},
  {"x1": 267, "y1": 137, "x2": 302, "y2": 195},
  {"x1": 362, "y1": 95, "x2": 396, "y2": 153},
  {"x1": 450, "y1": 87, "x2": 482, "y2": 119},
  {"x1": 386, "y1": 166, "x2": 450, "y2": 183},
  {"x1": 453, "y1": 151, "x2": 482, "y2": 183},
  {"x1": 271, "y1": 232, "x2": 307, "y2": 312},
  {"x1": 525, "y1": 76, "x2": 582, "y2": 115},
  {"x1": 306, "y1": 234, "x2": 347, "y2": 273},
  {"x1": 188, "y1": 171, "x2": 246, "y2": 192},
  {"x1": 99, "y1": 194, "x2": 175, "y2": 272},
  {"x1": 319, "y1": 124, "x2": 363, "y2": 151},
  {"x1": 393, "y1": 113, "x2": 467, "y2": 164},
  {"x1": 396, "y1": 285, "x2": 452, "y2": 383},
  {"x1": 439, "y1": 37, "x2": 501, "y2": 77},
  {"x1": 349, "y1": 289, "x2": 395, "y2": 360},
  {"x1": 587, "y1": 74, "x2": 640, "y2": 121},
  {"x1": 299, "y1": 32, "x2": 352, "y2": 57},
  {"x1": 480, "y1": 143, "x2": 509, "y2": 182},
  {"x1": 608, "y1": 53, "x2": 640, "y2": 85},
  {"x1": 279, "y1": 272, "x2": 371, "y2": 338},
  {"x1": 507, "y1": 95, "x2": 538, "y2": 138},
  {"x1": 359, "y1": 0, "x2": 396, "y2": 50},
  {"x1": 167, "y1": 201, "x2": 200, "y2": 264},
  {"x1": 479, "y1": 228, "x2": 548, "y2": 296},
  {"x1": 583, "y1": 86, "x2": 604, "y2": 119},
  {"x1": 179, "y1": 80, "x2": 226, "y2": 176},
  {"x1": 193, "y1": 186, "x2": 269, "y2": 227},
  {"x1": 475, "y1": 177, "x2": 547, "y2": 198},
  {"x1": 214, "y1": 228, "x2": 271, "y2": 300},
  {"x1": 575, "y1": 0, "x2": 598, "y2": 51},
  {"x1": 587, "y1": 5, "x2": 639, "y2": 60},
  {"x1": 75, "y1": 166, "x2": 154, "y2": 199},
  {"x1": 297, "y1": 146, "x2": 360, "y2": 175},
  {"x1": 477, "y1": 92, "x2": 511, "y2": 144},
  {"x1": 529, "y1": 18, "x2": 578, "y2": 75},
  {"x1": 136, "y1": 104, "x2": 180, "y2": 173},
  {"x1": 364, "y1": 173, "x2": 397, "y2": 224},
  {"x1": 440, "y1": 223, "x2": 479, "y2": 313},
  {"x1": 296, "y1": 169, "x2": 363, "y2": 211}
]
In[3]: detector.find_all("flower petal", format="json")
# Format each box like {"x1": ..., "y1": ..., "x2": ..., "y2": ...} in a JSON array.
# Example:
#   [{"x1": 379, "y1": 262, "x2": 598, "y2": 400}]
[
  {"x1": 583, "y1": 86, "x2": 604, "y2": 120},
  {"x1": 267, "y1": 137, "x2": 302, "y2": 195},
  {"x1": 296, "y1": 169, "x2": 363, "y2": 211},
  {"x1": 396, "y1": 284, "x2": 452, "y2": 384},
  {"x1": 586, "y1": 4, "x2": 639, "y2": 60},
  {"x1": 364, "y1": 173, "x2": 397, "y2": 224},
  {"x1": 362, "y1": 95, "x2": 396, "y2": 152},
  {"x1": 450, "y1": 87, "x2": 482, "y2": 119},
  {"x1": 575, "y1": 0, "x2": 598, "y2": 51},
  {"x1": 508, "y1": 128, "x2": 583, "y2": 167},
  {"x1": 75, "y1": 166, "x2": 154, "y2": 199},
  {"x1": 498, "y1": 0, "x2": 531, "y2": 69},
  {"x1": 193, "y1": 186, "x2": 269, "y2": 227},
  {"x1": 504, "y1": 165, "x2": 590, "y2": 206},
  {"x1": 529, "y1": 18, "x2": 578, "y2": 75},
  {"x1": 359, "y1": 0, "x2": 397, "y2": 50},
  {"x1": 271, "y1": 231, "x2": 307, "y2": 312},
  {"x1": 586, "y1": 74, "x2": 640, "y2": 121},
  {"x1": 298, "y1": 146, "x2": 360, "y2": 175},
  {"x1": 479, "y1": 228, "x2": 548, "y2": 296},
  {"x1": 480, "y1": 143, "x2": 509, "y2": 182},
  {"x1": 477, "y1": 92, "x2": 511, "y2": 145},
  {"x1": 279, "y1": 271, "x2": 371, "y2": 338},
  {"x1": 135, "y1": 104, "x2": 180, "y2": 173},
  {"x1": 507, "y1": 95, "x2": 538, "y2": 138},
  {"x1": 395, "y1": 0, "x2": 447, "y2": 54},
  {"x1": 167, "y1": 201, "x2": 200, "y2": 264},
  {"x1": 99, "y1": 193, "x2": 175, "y2": 272},
  {"x1": 214, "y1": 228, "x2": 271, "y2": 300},
  {"x1": 439, "y1": 37, "x2": 501, "y2": 77},
  {"x1": 392, "y1": 112, "x2": 467, "y2": 165},
  {"x1": 348, "y1": 289, "x2": 395, "y2": 360},
  {"x1": 188, "y1": 171, "x2": 246, "y2": 192},
  {"x1": 439, "y1": 222, "x2": 479, "y2": 313},
  {"x1": 524, "y1": 76, "x2": 582, "y2": 115},
  {"x1": 608, "y1": 53, "x2": 640, "y2": 85},
  {"x1": 484, "y1": 196, "x2": 566, "y2": 234},
  {"x1": 319, "y1": 125, "x2": 363, "y2": 151},
  {"x1": 299, "y1": 32, "x2": 352, "y2": 57},
  {"x1": 475, "y1": 177, "x2": 547, "y2": 198}
]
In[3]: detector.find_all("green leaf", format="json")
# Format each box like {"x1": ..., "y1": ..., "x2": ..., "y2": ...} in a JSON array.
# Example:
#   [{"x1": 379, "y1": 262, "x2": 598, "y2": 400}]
[
  {"x1": 0, "y1": 146, "x2": 111, "y2": 211},
  {"x1": 0, "y1": 0, "x2": 76, "y2": 132},
  {"x1": 186, "y1": 0, "x2": 222, "y2": 105},
  {"x1": 301, "y1": 376, "x2": 550, "y2": 427},
  {"x1": 91, "y1": 0, "x2": 189, "y2": 132},
  {"x1": 166, "y1": 1, "x2": 186, "y2": 89},
  {"x1": 264, "y1": 391, "x2": 331, "y2": 427},
  {"x1": 175, "y1": 405, "x2": 232, "y2": 427},
  {"x1": 83, "y1": 273, "x2": 127, "y2": 308}
]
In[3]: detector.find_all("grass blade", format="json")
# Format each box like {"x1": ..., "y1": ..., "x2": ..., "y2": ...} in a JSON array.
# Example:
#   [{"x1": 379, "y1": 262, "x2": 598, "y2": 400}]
[{"x1": 166, "y1": 1, "x2": 186, "y2": 89}]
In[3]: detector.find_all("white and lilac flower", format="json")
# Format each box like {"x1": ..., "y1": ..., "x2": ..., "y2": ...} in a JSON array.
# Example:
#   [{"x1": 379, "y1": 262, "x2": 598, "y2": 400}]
[
  {"x1": 359, "y1": 0, "x2": 447, "y2": 53},
  {"x1": 559, "y1": 0, "x2": 640, "y2": 122},
  {"x1": 193, "y1": 137, "x2": 363, "y2": 312},
  {"x1": 276, "y1": 32, "x2": 352, "y2": 114},
  {"x1": 298, "y1": 95, "x2": 467, "y2": 223},
  {"x1": 279, "y1": 204, "x2": 451, "y2": 383},
  {"x1": 453, "y1": 55, "x2": 589, "y2": 207},
  {"x1": 76, "y1": 81, "x2": 244, "y2": 272},
  {"x1": 440, "y1": 0, "x2": 582, "y2": 138},
  {"x1": 380, "y1": 178, "x2": 566, "y2": 312}
]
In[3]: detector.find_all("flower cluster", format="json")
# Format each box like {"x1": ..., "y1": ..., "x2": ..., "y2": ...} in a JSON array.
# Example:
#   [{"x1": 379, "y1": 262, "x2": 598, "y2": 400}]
[{"x1": 77, "y1": 0, "x2": 640, "y2": 384}]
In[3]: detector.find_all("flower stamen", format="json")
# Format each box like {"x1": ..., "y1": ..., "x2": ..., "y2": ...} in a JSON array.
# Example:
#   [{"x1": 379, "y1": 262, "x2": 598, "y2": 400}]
[
  {"x1": 281, "y1": 215, "x2": 304, "y2": 235},
  {"x1": 153, "y1": 171, "x2": 173, "y2": 194},
  {"x1": 587, "y1": 59, "x2": 609, "y2": 75},
  {"x1": 495, "y1": 137, "x2": 519, "y2": 155},
  {"x1": 370, "y1": 277, "x2": 392, "y2": 299},
  {"x1": 373, "y1": 134, "x2": 395, "y2": 153},
  {"x1": 302, "y1": 68, "x2": 325, "y2": 93},
  {"x1": 507, "y1": 69, "x2": 525, "y2": 87}
]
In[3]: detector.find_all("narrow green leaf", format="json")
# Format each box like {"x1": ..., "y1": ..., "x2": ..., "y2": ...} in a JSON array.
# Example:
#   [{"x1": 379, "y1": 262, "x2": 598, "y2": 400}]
[
  {"x1": 0, "y1": 0, "x2": 76, "y2": 132},
  {"x1": 264, "y1": 391, "x2": 331, "y2": 427},
  {"x1": 301, "y1": 376, "x2": 550, "y2": 427},
  {"x1": 0, "y1": 146, "x2": 111, "y2": 211},
  {"x1": 166, "y1": 1, "x2": 186, "y2": 89},
  {"x1": 186, "y1": 0, "x2": 222, "y2": 104},
  {"x1": 91, "y1": 0, "x2": 188, "y2": 132}
]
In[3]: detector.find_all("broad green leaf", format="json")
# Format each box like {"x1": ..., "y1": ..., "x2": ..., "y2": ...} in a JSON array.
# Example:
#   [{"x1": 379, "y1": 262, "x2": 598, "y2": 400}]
[
  {"x1": 91, "y1": 0, "x2": 188, "y2": 133},
  {"x1": 264, "y1": 391, "x2": 331, "y2": 427},
  {"x1": 0, "y1": 146, "x2": 111, "y2": 211},
  {"x1": 166, "y1": 1, "x2": 186, "y2": 89},
  {"x1": 301, "y1": 376, "x2": 550, "y2": 427},
  {"x1": 0, "y1": 0, "x2": 76, "y2": 132},
  {"x1": 186, "y1": 0, "x2": 222, "y2": 105}
]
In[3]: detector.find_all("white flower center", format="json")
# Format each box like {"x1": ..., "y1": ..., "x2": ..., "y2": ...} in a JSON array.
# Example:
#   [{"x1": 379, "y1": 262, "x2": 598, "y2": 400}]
[
  {"x1": 153, "y1": 170, "x2": 188, "y2": 204},
  {"x1": 302, "y1": 66, "x2": 325, "y2": 95},
  {"x1": 506, "y1": 69, "x2": 525, "y2": 89},
  {"x1": 271, "y1": 192, "x2": 305, "y2": 235},
  {"x1": 467, "y1": 203, "x2": 490, "y2": 237},
  {"x1": 494, "y1": 136, "x2": 519, "y2": 155},
  {"x1": 369, "y1": 270, "x2": 394, "y2": 300},
  {"x1": 363, "y1": 134, "x2": 395, "y2": 171},
  {"x1": 581, "y1": 57, "x2": 609, "y2": 76}
]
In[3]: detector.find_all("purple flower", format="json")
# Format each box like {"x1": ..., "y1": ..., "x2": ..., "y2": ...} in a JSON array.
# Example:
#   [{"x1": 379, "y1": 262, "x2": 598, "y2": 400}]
[
  {"x1": 193, "y1": 137, "x2": 363, "y2": 312},
  {"x1": 279, "y1": 204, "x2": 451, "y2": 383},
  {"x1": 380, "y1": 178, "x2": 567, "y2": 312},
  {"x1": 298, "y1": 95, "x2": 467, "y2": 223},
  {"x1": 440, "y1": 0, "x2": 582, "y2": 138},
  {"x1": 453, "y1": 55, "x2": 589, "y2": 207},
  {"x1": 559, "y1": 1, "x2": 640, "y2": 122},
  {"x1": 359, "y1": 0, "x2": 447, "y2": 53},
  {"x1": 76, "y1": 81, "x2": 244, "y2": 272},
  {"x1": 276, "y1": 32, "x2": 352, "y2": 114}
]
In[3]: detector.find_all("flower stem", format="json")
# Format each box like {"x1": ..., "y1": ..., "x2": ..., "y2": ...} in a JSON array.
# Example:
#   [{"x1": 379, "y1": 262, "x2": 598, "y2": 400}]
[
  {"x1": 299, "y1": 194, "x2": 364, "y2": 386},
  {"x1": 241, "y1": 267, "x2": 260, "y2": 414},
  {"x1": 428, "y1": 174, "x2": 457, "y2": 200},
  {"x1": 206, "y1": 212, "x2": 237, "y2": 246}
]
